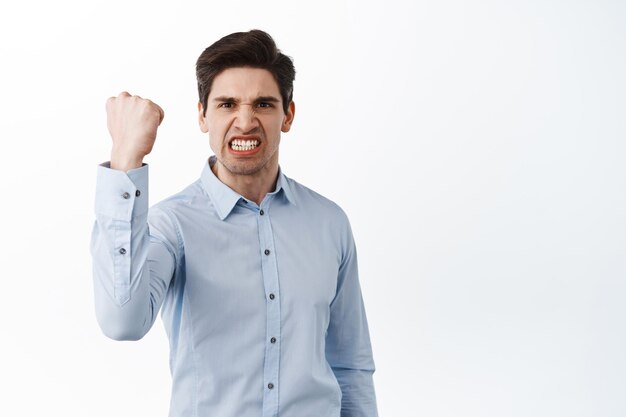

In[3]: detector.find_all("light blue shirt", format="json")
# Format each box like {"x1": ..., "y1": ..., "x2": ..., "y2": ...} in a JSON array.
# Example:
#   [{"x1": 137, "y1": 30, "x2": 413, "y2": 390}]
[{"x1": 90, "y1": 155, "x2": 378, "y2": 417}]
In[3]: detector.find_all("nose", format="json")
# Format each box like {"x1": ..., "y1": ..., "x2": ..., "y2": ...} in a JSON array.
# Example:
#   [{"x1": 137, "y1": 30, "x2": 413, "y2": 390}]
[{"x1": 233, "y1": 104, "x2": 259, "y2": 133}]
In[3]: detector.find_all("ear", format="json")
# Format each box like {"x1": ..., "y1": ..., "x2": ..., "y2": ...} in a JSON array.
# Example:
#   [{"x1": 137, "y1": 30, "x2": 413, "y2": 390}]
[
  {"x1": 198, "y1": 102, "x2": 209, "y2": 133},
  {"x1": 281, "y1": 101, "x2": 296, "y2": 133}
]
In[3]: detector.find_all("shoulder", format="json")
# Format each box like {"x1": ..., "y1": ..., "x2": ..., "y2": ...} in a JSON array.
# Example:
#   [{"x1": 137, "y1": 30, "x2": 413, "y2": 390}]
[
  {"x1": 150, "y1": 179, "x2": 205, "y2": 215},
  {"x1": 146, "y1": 179, "x2": 205, "y2": 245},
  {"x1": 285, "y1": 176, "x2": 352, "y2": 229},
  {"x1": 286, "y1": 177, "x2": 359, "y2": 270}
]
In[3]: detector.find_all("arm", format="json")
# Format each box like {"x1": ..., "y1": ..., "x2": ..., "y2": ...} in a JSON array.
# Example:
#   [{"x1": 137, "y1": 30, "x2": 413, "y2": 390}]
[
  {"x1": 326, "y1": 217, "x2": 379, "y2": 417},
  {"x1": 90, "y1": 161, "x2": 179, "y2": 341},
  {"x1": 90, "y1": 92, "x2": 174, "y2": 340}
]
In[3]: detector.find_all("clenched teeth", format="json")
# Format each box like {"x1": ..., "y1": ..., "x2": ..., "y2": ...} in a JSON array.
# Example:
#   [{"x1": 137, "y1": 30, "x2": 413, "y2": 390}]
[{"x1": 230, "y1": 139, "x2": 259, "y2": 151}]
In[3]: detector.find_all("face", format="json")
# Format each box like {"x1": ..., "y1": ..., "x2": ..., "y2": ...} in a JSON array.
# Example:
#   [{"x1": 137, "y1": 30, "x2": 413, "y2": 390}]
[{"x1": 198, "y1": 67, "x2": 295, "y2": 178}]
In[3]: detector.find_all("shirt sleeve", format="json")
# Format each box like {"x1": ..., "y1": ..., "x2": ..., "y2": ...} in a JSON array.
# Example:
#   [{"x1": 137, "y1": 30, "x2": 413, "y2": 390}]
[
  {"x1": 89, "y1": 161, "x2": 180, "y2": 341},
  {"x1": 326, "y1": 216, "x2": 379, "y2": 417}
]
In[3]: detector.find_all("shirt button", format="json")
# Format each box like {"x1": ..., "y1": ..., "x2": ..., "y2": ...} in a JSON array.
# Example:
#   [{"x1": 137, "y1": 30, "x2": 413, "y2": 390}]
[
  {"x1": 269, "y1": 293, "x2": 275, "y2": 300},
  {"x1": 264, "y1": 249, "x2": 270, "y2": 255},
  {"x1": 122, "y1": 192, "x2": 130, "y2": 199},
  {"x1": 260, "y1": 209, "x2": 265, "y2": 215},
  {"x1": 135, "y1": 190, "x2": 141, "y2": 197},
  {"x1": 268, "y1": 383, "x2": 274, "y2": 389},
  {"x1": 119, "y1": 248, "x2": 127, "y2": 255},
  {"x1": 270, "y1": 337, "x2": 276, "y2": 343}
]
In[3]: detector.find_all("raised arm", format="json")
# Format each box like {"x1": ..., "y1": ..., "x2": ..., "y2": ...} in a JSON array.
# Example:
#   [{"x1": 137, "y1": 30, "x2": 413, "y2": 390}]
[{"x1": 90, "y1": 92, "x2": 177, "y2": 341}]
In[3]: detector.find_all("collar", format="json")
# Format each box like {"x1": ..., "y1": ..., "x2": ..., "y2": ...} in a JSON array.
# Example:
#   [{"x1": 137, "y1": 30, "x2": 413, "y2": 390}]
[{"x1": 200, "y1": 155, "x2": 296, "y2": 220}]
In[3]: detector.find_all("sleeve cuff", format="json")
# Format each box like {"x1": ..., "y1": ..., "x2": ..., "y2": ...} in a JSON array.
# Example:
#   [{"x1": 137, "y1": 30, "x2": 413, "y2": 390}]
[{"x1": 94, "y1": 161, "x2": 149, "y2": 221}]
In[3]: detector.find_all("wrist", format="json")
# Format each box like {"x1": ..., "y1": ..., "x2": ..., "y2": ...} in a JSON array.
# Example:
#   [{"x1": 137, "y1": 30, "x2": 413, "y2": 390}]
[{"x1": 110, "y1": 149, "x2": 144, "y2": 172}]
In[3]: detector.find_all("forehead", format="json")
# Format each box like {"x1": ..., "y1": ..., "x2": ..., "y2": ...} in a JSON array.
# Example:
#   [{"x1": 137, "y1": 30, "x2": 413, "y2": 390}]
[{"x1": 209, "y1": 67, "x2": 281, "y2": 100}]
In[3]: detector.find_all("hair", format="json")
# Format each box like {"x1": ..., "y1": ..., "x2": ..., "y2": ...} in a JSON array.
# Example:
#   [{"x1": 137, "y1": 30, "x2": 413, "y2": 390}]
[{"x1": 196, "y1": 29, "x2": 296, "y2": 115}]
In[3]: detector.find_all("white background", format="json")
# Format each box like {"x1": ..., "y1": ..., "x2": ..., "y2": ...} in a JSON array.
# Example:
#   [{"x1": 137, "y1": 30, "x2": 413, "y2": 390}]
[{"x1": 0, "y1": 0, "x2": 624, "y2": 416}]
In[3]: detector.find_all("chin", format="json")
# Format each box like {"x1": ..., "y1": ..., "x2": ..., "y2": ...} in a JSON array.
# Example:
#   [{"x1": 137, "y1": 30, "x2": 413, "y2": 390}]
[{"x1": 221, "y1": 160, "x2": 264, "y2": 176}]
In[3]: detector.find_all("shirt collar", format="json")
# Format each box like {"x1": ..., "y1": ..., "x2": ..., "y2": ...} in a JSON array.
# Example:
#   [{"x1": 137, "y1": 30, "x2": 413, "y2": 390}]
[{"x1": 200, "y1": 155, "x2": 296, "y2": 221}]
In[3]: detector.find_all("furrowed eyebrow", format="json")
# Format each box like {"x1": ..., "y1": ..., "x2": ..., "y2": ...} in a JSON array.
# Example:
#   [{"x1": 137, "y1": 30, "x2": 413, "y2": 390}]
[
  {"x1": 212, "y1": 96, "x2": 238, "y2": 103},
  {"x1": 211, "y1": 95, "x2": 281, "y2": 103},
  {"x1": 254, "y1": 96, "x2": 280, "y2": 103}
]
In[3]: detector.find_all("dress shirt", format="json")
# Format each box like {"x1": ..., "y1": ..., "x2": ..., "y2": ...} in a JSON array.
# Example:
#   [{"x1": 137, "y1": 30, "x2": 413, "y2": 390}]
[{"x1": 90, "y1": 155, "x2": 378, "y2": 417}]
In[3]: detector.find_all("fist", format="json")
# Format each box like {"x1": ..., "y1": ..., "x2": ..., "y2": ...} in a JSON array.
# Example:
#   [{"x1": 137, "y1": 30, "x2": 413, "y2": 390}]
[{"x1": 106, "y1": 92, "x2": 164, "y2": 162}]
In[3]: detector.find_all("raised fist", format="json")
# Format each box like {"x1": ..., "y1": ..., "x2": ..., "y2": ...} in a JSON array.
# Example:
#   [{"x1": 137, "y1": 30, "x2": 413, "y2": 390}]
[{"x1": 106, "y1": 92, "x2": 164, "y2": 171}]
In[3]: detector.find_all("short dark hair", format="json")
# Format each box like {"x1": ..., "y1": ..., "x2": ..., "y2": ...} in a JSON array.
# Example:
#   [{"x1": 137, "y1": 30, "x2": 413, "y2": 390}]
[{"x1": 196, "y1": 29, "x2": 296, "y2": 115}]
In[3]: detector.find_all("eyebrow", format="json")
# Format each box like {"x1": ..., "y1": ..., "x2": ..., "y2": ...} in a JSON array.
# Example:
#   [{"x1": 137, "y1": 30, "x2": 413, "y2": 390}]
[{"x1": 211, "y1": 95, "x2": 281, "y2": 103}]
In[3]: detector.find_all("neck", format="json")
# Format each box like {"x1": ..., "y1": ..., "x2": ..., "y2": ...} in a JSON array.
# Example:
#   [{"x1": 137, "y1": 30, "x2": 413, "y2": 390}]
[{"x1": 212, "y1": 160, "x2": 279, "y2": 206}]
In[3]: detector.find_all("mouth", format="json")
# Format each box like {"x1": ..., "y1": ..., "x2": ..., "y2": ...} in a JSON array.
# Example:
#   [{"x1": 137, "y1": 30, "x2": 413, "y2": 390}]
[{"x1": 229, "y1": 136, "x2": 261, "y2": 152}]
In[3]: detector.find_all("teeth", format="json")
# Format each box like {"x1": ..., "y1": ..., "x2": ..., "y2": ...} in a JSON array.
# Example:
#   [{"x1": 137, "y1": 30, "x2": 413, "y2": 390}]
[{"x1": 231, "y1": 139, "x2": 259, "y2": 151}]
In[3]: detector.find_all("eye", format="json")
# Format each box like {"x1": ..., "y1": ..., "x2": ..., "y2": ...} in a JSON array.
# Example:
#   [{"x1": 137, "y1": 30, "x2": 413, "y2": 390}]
[
  {"x1": 257, "y1": 102, "x2": 273, "y2": 108},
  {"x1": 218, "y1": 102, "x2": 234, "y2": 108}
]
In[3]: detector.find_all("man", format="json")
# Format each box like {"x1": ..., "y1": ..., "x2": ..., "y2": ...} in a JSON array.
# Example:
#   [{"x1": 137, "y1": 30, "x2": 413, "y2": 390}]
[{"x1": 90, "y1": 29, "x2": 378, "y2": 417}]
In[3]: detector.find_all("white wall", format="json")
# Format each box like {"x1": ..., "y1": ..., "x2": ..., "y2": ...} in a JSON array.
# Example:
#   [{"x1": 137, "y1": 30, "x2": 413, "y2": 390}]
[{"x1": 0, "y1": 0, "x2": 624, "y2": 416}]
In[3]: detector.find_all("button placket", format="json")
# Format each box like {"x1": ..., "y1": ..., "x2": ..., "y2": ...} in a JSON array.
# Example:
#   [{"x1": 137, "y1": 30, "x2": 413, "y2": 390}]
[
  {"x1": 113, "y1": 219, "x2": 131, "y2": 305},
  {"x1": 258, "y1": 202, "x2": 281, "y2": 417}
]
